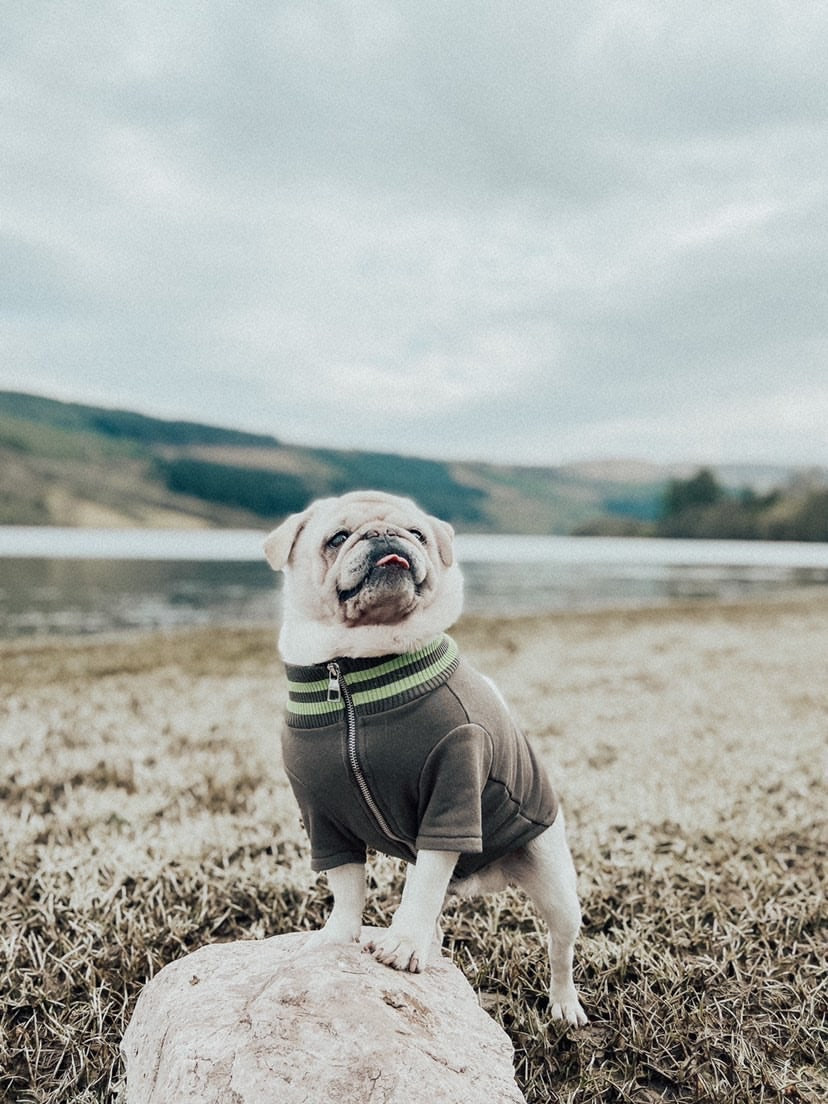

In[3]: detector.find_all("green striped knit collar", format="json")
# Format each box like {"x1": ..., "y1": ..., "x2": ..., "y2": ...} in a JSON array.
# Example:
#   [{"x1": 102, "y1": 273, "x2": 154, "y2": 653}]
[{"x1": 284, "y1": 634, "x2": 460, "y2": 727}]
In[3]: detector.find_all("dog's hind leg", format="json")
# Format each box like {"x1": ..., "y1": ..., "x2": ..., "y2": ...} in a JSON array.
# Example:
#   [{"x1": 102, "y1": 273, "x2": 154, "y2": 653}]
[{"x1": 503, "y1": 813, "x2": 588, "y2": 1027}]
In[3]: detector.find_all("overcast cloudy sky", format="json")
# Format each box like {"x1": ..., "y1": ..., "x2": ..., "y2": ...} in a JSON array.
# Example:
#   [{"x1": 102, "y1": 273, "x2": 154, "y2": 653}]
[{"x1": 2, "y1": 1, "x2": 826, "y2": 466}]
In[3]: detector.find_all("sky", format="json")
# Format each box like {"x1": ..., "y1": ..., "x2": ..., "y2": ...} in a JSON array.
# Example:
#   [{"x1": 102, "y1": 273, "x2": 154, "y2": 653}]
[{"x1": 2, "y1": 1, "x2": 827, "y2": 468}]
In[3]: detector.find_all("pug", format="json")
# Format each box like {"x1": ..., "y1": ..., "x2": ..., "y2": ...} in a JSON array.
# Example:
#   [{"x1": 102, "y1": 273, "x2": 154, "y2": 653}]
[{"x1": 264, "y1": 490, "x2": 587, "y2": 1027}]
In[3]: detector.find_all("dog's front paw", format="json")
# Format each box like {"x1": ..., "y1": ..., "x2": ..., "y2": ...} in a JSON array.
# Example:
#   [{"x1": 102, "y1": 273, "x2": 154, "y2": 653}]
[
  {"x1": 362, "y1": 928, "x2": 431, "y2": 973},
  {"x1": 304, "y1": 919, "x2": 361, "y2": 950},
  {"x1": 549, "y1": 987, "x2": 588, "y2": 1028}
]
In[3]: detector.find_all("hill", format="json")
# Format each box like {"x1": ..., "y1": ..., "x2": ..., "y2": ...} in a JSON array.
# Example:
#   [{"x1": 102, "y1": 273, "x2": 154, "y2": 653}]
[{"x1": 0, "y1": 391, "x2": 821, "y2": 534}]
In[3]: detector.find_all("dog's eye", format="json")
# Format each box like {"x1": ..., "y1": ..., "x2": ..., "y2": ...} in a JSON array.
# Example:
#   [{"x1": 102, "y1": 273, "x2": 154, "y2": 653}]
[
  {"x1": 327, "y1": 531, "x2": 350, "y2": 549},
  {"x1": 408, "y1": 528, "x2": 427, "y2": 544}
]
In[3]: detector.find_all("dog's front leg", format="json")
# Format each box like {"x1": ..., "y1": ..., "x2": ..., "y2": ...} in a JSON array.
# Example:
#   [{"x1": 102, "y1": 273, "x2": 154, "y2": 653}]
[
  {"x1": 364, "y1": 849, "x2": 459, "y2": 972},
  {"x1": 306, "y1": 862, "x2": 366, "y2": 948}
]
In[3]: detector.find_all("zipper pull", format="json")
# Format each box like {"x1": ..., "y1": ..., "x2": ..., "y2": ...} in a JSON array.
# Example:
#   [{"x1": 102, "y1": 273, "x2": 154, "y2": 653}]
[{"x1": 326, "y1": 662, "x2": 342, "y2": 702}]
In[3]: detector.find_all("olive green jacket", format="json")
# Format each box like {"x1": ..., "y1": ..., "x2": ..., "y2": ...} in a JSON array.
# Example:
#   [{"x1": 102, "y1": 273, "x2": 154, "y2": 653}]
[{"x1": 282, "y1": 635, "x2": 557, "y2": 879}]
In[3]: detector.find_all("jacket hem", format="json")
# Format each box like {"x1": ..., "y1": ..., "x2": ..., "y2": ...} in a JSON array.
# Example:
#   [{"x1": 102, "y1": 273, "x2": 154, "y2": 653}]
[{"x1": 415, "y1": 834, "x2": 482, "y2": 853}]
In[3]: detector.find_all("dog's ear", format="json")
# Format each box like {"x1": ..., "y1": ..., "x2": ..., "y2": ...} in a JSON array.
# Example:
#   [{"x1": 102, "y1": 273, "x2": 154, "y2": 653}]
[
  {"x1": 429, "y1": 516, "x2": 456, "y2": 567},
  {"x1": 263, "y1": 509, "x2": 310, "y2": 571}
]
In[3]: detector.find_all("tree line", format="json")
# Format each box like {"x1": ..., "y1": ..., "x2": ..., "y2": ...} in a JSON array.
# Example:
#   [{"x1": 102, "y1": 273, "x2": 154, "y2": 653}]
[{"x1": 657, "y1": 468, "x2": 828, "y2": 541}]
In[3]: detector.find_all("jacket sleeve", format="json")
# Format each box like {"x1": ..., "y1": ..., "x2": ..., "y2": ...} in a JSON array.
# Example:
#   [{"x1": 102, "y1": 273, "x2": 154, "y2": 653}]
[
  {"x1": 415, "y1": 724, "x2": 493, "y2": 853},
  {"x1": 284, "y1": 767, "x2": 367, "y2": 872}
]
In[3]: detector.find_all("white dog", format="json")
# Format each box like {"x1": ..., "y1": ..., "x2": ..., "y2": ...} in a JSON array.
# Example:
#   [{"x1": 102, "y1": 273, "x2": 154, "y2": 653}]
[{"x1": 265, "y1": 490, "x2": 587, "y2": 1026}]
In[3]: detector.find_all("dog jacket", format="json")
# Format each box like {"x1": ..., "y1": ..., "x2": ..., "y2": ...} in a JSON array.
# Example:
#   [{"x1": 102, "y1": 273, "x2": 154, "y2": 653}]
[{"x1": 282, "y1": 634, "x2": 558, "y2": 879}]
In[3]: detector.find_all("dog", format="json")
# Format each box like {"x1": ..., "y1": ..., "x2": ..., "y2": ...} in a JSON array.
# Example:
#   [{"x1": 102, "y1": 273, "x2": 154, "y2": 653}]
[{"x1": 264, "y1": 490, "x2": 587, "y2": 1026}]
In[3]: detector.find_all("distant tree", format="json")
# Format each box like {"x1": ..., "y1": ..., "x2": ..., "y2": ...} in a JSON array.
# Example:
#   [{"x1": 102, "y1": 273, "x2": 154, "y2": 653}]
[
  {"x1": 662, "y1": 468, "x2": 724, "y2": 520},
  {"x1": 764, "y1": 489, "x2": 828, "y2": 542},
  {"x1": 792, "y1": 490, "x2": 828, "y2": 541},
  {"x1": 656, "y1": 468, "x2": 828, "y2": 541}
]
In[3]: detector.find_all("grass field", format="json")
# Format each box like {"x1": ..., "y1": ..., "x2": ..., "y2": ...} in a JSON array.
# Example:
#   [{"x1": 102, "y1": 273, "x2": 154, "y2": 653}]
[{"x1": 1, "y1": 596, "x2": 826, "y2": 1102}]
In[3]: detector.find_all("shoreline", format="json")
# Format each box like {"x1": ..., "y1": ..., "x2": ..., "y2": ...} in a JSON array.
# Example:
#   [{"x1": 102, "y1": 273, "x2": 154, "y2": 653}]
[{"x1": 1, "y1": 580, "x2": 826, "y2": 647}]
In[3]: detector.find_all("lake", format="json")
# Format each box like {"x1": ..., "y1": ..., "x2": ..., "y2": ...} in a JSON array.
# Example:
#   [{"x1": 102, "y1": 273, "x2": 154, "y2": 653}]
[{"x1": 1, "y1": 527, "x2": 827, "y2": 638}]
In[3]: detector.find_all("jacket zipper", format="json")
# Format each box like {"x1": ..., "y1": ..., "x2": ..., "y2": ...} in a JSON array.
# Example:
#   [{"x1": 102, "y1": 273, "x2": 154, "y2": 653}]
[{"x1": 327, "y1": 661, "x2": 401, "y2": 843}]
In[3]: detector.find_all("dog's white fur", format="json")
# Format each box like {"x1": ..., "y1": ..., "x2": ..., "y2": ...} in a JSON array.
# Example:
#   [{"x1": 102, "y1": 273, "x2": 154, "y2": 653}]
[{"x1": 265, "y1": 490, "x2": 586, "y2": 1026}]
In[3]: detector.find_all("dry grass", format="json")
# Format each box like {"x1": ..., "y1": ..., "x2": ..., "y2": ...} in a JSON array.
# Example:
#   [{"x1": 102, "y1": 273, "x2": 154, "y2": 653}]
[{"x1": 1, "y1": 598, "x2": 826, "y2": 1103}]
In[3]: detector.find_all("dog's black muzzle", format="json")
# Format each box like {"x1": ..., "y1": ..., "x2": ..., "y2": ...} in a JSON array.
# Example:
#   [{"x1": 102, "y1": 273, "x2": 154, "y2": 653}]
[{"x1": 337, "y1": 536, "x2": 418, "y2": 603}]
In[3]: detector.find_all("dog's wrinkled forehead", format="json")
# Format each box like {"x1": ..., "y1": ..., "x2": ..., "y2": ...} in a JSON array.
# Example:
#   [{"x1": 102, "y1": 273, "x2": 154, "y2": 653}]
[
  {"x1": 264, "y1": 491, "x2": 455, "y2": 571},
  {"x1": 323, "y1": 498, "x2": 420, "y2": 537}
]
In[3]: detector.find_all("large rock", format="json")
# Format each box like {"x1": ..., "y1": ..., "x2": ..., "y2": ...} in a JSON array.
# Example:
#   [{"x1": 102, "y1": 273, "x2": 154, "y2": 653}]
[{"x1": 121, "y1": 928, "x2": 526, "y2": 1103}]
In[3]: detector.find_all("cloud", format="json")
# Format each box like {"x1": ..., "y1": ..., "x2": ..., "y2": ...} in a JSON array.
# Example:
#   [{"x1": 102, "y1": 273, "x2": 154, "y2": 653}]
[{"x1": 1, "y1": 1, "x2": 826, "y2": 466}]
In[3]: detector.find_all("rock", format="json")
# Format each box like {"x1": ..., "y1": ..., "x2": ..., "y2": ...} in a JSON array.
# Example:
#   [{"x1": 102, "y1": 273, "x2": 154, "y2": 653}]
[{"x1": 121, "y1": 928, "x2": 526, "y2": 1104}]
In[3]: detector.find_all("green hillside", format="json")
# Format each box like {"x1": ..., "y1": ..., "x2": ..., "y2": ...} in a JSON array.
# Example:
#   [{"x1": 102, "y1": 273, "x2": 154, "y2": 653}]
[
  {"x1": 0, "y1": 391, "x2": 280, "y2": 449},
  {"x1": 1, "y1": 391, "x2": 822, "y2": 536}
]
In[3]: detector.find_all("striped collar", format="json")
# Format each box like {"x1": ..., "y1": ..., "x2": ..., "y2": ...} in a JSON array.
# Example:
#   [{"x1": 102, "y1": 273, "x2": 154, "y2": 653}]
[{"x1": 284, "y1": 634, "x2": 460, "y2": 728}]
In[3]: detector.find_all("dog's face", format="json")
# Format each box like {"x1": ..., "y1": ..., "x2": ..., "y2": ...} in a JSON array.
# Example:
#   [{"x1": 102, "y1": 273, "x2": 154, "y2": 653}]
[{"x1": 264, "y1": 491, "x2": 464, "y2": 664}]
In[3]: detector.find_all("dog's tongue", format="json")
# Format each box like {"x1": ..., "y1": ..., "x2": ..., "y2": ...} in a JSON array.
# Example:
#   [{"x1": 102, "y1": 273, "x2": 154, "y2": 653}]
[{"x1": 375, "y1": 553, "x2": 410, "y2": 570}]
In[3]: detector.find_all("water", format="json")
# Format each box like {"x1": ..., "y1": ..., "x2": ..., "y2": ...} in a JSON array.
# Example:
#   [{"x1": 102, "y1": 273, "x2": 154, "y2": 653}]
[{"x1": 0, "y1": 527, "x2": 826, "y2": 638}]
